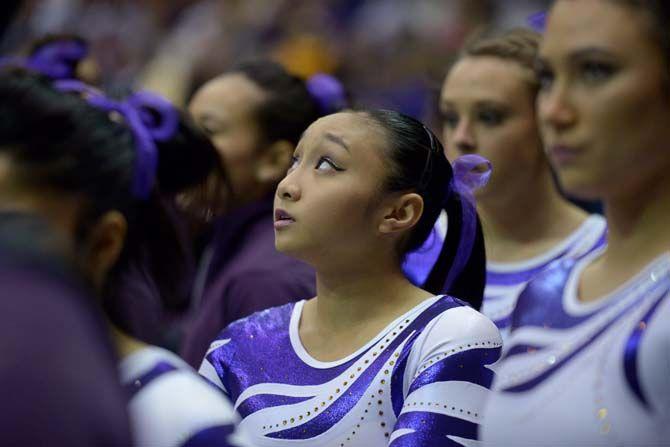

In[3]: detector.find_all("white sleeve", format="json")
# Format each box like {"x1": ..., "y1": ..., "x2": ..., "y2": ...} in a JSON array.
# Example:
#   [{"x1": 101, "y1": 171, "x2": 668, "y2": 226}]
[
  {"x1": 390, "y1": 306, "x2": 502, "y2": 447},
  {"x1": 130, "y1": 371, "x2": 249, "y2": 447}
]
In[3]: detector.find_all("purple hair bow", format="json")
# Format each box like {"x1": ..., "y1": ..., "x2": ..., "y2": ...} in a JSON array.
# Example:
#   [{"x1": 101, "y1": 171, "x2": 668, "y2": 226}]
[
  {"x1": 306, "y1": 73, "x2": 347, "y2": 115},
  {"x1": 0, "y1": 39, "x2": 88, "y2": 80},
  {"x1": 54, "y1": 80, "x2": 179, "y2": 199},
  {"x1": 441, "y1": 154, "x2": 492, "y2": 294}
]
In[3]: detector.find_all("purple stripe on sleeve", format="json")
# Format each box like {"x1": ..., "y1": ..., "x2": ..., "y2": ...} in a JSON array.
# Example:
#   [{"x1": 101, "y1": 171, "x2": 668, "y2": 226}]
[
  {"x1": 408, "y1": 346, "x2": 501, "y2": 394},
  {"x1": 623, "y1": 293, "x2": 668, "y2": 410},
  {"x1": 492, "y1": 314, "x2": 512, "y2": 330},
  {"x1": 125, "y1": 361, "x2": 177, "y2": 397},
  {"x1": 180, "y1": 424, "x2": 236, "y2": 447},
  {"x1": 503, "y1": 343, "x2": 548, "y2": 360},
  {"x1": 391, "y1": 332, "x2": 421, "y2": 417},
  {"x1": 390, "y1": 412, "x2": 478, "y2": 446}
]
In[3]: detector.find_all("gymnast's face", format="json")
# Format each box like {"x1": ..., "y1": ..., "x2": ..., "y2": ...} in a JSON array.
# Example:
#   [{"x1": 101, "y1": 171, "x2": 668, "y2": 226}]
[
  {"x1": 537, "y1": 0, "x2": 670, "y2": 200},
  {"x1": 441, "y1": 56, "x2": 545, "y2": 204},
  {"x1": 273, "y1": 112, "x2": 392, "y2": 266}
]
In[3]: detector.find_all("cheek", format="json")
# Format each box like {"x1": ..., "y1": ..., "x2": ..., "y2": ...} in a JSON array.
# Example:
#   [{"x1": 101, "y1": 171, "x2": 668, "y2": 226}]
[
  {"x1": 213, "y1": 132, "x2": 259, "y2": 165},
  {"x1": 314, "y1": 187, "x2": 378, "y2": 234},
  {"x1": 481, "y1": 122, "x2": 540, "y2": 164}
]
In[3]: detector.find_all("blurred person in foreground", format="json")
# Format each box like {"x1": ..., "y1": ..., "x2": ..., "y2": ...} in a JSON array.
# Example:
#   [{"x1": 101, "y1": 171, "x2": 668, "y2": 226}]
[
  {"x1": 481, "y1": 1, "x2": 670, "y2": 444},
  {"x1": 0, "y1": 69, "x2": 249, "y2": 446},
  {"x1": 0, "y1": 213, "x2": 131, "y2": 446}
]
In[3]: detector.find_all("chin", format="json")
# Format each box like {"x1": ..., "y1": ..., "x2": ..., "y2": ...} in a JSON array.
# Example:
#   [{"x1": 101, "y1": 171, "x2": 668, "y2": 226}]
[
  {"x1": 275, "y1": 235, "x2": 305, "y2": 257},
  {"x1": 555, "y1": 172, "x2": 605, "y2": 202}
]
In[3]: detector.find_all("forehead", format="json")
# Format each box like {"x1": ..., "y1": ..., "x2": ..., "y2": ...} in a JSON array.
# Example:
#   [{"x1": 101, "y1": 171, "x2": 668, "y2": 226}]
[
  {"x1": 542, "y1": 0, "x2": 655, "y2": 60},
  {"x1": 302, "y1": 112, "x2": 386, "y2": 151},
  {"x1": 189, "y1": 73, "x2": 265, "y2": 118},
  {"x1": 441, "y1": 56, "x2": 532, "y2": 104}
]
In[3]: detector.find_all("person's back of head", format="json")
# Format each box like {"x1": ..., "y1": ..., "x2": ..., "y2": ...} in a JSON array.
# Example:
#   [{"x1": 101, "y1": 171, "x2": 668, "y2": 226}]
[{"x1": 0, "y1": 70, "x2": 219, "y2": 339}]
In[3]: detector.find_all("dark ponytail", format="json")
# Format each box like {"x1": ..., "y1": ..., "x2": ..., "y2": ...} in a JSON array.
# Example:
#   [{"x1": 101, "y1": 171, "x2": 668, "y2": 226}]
[
  {"x1": 360, "y1": 109, "x2": 486, "y2": 309},
  {"x1": 423, "y1": 196, "x2": 486, "y2": 309}
]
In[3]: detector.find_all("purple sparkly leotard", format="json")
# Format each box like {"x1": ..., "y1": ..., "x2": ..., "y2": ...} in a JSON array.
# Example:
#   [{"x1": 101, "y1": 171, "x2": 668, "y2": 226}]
[{"x1": 200, "y1": 295, "x2": 502, "y2": 446}]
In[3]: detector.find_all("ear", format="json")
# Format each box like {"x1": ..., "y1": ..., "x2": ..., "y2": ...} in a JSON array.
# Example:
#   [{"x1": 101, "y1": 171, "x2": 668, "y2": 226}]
[
  {"x1": 81, "y1": 210, "x2": 127, "y2": 290},
  {"x1": 378, "y1": 192, "x2": 424, "y2": 236},
  {"x1": 255, "y1": 140, "x2": 295, "y2": 184}
]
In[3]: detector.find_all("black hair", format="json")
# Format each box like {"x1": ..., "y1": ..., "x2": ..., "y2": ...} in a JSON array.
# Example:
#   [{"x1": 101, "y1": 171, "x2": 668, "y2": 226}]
[
  {"x1": 0, "y1": 70, "x2": 219, "y2": 339},
  {"x1": 361, "y1": 109, "x2": 486, "y2": 309},
  {"x1": 230, "y1": 60, "x2": 327, "y2": 147}
]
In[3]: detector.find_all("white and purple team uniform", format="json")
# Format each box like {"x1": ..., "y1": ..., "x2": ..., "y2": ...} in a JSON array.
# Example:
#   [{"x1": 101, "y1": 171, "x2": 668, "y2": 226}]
[
  {"x1": 481, "y1": 248, "x2": 670, "y2": 446},
  {"x1": 120, "y1": 346, "x2": 249, "y2": 447},
  {"x1": 483, "y1": 214, "x2": 607, "y2": 340},
  {"x1": 200, "y1": 295, "x2": 502, "y2": 446}
]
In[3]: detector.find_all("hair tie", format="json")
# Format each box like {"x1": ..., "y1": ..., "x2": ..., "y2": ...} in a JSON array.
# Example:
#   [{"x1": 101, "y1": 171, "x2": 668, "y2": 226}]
[
  {"x1": 0, "y1": 39, "x2": 88, "y2": 80},
  {"x1": 54, "y1": 80, "x2": 179, "y2": 199},
  {"x1": 527, "y1": 11, "x2": 547, "y2": 33},
  {"x1": 306, "y1": 73, "x2": 347, "y2": 115},
  {"x1": 441, "y1": 154, "x2": 492, "y2": 293}
]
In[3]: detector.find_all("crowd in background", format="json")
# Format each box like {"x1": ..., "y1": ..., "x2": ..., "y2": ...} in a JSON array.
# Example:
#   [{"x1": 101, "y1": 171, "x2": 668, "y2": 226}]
[{"x1": 2, "y1": 0, "x2": 549, "y2": 126}]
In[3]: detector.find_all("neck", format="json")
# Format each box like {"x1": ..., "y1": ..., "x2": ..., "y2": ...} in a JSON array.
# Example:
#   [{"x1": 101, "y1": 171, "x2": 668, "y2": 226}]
[
  {"x1": 478, "y1": 171, "x2": 586, "y2": 261},
  {"x1": 311, "y1": 257, "x2": 431, "y2": 334},
  {"x1": 601, "y1": 174, "x2": 670, "y2": 270}
]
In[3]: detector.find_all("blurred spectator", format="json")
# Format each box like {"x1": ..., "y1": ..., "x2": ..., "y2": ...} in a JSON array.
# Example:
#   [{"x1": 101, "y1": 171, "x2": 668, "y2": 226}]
[{"x1": 2, "y1": 0, "x2": 551, "y2": 124}]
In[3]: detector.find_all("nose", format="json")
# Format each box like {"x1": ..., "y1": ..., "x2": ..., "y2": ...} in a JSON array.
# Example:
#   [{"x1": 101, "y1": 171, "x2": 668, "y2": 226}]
[
  {"x1": 538, "y1": 81, "x2": 576, "y2": 132},
  {"x1": 276, "y1": 171, "x2": 301, "y2": 202},
  {"x1": 452, "y1": 119, "x2": 476, "y2": 153}
]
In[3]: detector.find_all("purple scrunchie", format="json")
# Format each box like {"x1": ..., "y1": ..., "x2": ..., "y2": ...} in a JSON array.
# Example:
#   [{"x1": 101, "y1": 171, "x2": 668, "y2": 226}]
[
  {"x1": 441, "y1": 154, "x2": 492, "y2": 293},
  {"x1": 306, "y1": 73, "x2": 347, "y2": 115},
  {"x1": 0, "y1": 39, "x2": 88, "y2": 80},
  {"x1": 53, "y1": 80, "x2": 179, "y2": 199}
]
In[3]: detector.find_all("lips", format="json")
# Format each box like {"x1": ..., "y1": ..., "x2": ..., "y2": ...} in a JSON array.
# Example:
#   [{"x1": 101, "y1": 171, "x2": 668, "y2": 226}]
[
  {"x1": 274, "y1": 208, "x2": 295, "y2": 229},
  {"x1": 548, "y1": 144, "x2": 581, "y2": 166}
]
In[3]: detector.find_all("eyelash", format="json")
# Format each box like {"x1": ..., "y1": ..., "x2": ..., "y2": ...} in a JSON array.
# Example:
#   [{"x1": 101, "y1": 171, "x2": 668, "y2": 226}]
[
  {"x1": 441, "y1": 110, "x2": 505, "y2": 129},
  {"x1": 580, "y1": 61, "x2": 616, "y2": 83},
  {"x1": 289, "y1": 155, "x2": 344, "y2": 172},
  {"x1": 536, "y1": 61, "x2": 616, "y2": 91}
]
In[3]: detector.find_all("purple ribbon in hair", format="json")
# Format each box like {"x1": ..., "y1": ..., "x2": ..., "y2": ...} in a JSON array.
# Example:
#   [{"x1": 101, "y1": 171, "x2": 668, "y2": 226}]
[
  {"x1": 441, "y1": 154, "x2": 492, "y2": 293},
  {"x1": 306, "y1": 73, "x2": 347, "y2": 115},
  {"x1": 0, "y1": 39, "x2": 88, "y2": 80},
  {"x1": 53, "y1": 80, "x2": 179, "y2": 199}
]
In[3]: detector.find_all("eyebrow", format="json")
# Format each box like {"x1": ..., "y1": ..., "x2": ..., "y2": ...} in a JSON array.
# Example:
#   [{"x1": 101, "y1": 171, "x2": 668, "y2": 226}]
[
  {"x1": 324, "y1": 132, "x2": 350, "y2": 153},
  {"x1": 539, "y1": 46, "x2": 616, "y2": 66}
]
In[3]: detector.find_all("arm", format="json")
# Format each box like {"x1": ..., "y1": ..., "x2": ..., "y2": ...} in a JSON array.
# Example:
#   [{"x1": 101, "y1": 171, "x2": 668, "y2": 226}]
[{"x1": 390, "y1": 307, "x2": 502, "y2": 447}]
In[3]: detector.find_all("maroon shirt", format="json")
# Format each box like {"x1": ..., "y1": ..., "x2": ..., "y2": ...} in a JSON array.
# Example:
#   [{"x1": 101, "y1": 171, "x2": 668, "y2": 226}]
[{"x1": 181, "y1": 197, "x2": 315, "y2": 367}]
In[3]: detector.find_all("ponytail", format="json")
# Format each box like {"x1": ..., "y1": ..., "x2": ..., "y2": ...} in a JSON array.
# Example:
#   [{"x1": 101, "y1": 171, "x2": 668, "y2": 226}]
[
  {"x1": 361, "y1": 109, "x2": 488, "y2": 308},
  {"x1": 423, "y1": 193, "x2": 486, "y2": 309}
]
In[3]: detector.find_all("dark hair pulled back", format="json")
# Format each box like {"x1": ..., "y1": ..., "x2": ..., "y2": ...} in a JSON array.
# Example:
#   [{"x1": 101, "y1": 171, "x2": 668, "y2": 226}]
[{"x1": 361, "y1": 109, "x2": 486, "y2": 309}]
